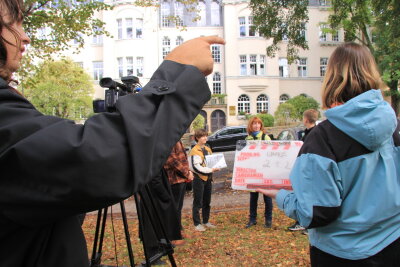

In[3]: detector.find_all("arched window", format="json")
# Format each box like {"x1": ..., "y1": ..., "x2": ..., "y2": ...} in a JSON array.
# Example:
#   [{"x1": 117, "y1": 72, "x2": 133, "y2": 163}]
[
  {"x1": 256, "y1": 94, "x2": 269, "y2": 114},
  {"x1": 197, "y1": 1, "x2": 206, "y2": 26},
  {"x1": 176, "y1": 36, "x2": 184, "y2": 46},
  {"x1": 212, "y1": 72, "x2": 221, "y2": 94},
  {"x1": 174, "y1": 2, "x2": 184, "y2": 26},
  {"x1": 238, "y1": 94, "x2": 250, "y2": 114},
  {"x1": 211, "y1": 1, "x2": 220, "y2": 26},
  {"x1": 161, "y1": 1, "x2": 171, "y2": 27},
  {"x1": 279, "y1": 94, "x2": 289, "y2": 104},
  {"x1": 162, "y1": 36, "x2": 170, "y2": 59}
]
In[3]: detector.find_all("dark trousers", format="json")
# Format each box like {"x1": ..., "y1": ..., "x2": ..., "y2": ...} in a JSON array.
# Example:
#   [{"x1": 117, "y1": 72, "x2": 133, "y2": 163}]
[
  {"x1": 249, "y1": 192, "x2": 273, "y2": 223},
  {"x1": 310, "y1": 236, "x2": 400, "y2": 267},
  {"x1": 170, "y1": 182, "x2": 187, "y2": 230},
  {"x1": 192, "y1": 175, "x2": 212, "y2": 226}
]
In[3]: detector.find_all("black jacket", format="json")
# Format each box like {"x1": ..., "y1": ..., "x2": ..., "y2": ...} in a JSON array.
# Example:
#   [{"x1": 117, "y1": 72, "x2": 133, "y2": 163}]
[{"x1": 0, "y1": 60, "x2": 210, "y2": 266}]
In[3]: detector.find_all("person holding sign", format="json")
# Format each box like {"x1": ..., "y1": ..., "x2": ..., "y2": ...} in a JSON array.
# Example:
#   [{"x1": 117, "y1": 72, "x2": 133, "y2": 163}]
[
  {"x1": 244, "y1": 117, "x2": 272, "y2": 229},
  {"x1": 189, "y1": 129, "x2": 220, "y2": 232},
  {"x1": 258, "y1": 43, "x2": 400, "y2": 266}
]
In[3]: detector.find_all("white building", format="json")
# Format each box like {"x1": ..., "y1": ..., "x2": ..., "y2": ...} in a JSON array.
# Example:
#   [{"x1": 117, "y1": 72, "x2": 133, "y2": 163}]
[{"x1": 64, "y1": 0, "x2": 341, "y2": 132}]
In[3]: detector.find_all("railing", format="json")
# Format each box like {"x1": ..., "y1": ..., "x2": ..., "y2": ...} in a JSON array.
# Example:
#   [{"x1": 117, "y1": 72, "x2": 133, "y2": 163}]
[{"x1": 205, "y1": 96, "x2": 227, "y2": 106}]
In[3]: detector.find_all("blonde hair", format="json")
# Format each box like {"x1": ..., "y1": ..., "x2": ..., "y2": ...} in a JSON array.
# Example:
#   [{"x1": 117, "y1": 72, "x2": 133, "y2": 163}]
[
  {"x1": 321, "y1": 42, "x2": 383, "y2": 109},
  {"x1": 247, "y1": 116, "x2": 264, "y2": 135}
]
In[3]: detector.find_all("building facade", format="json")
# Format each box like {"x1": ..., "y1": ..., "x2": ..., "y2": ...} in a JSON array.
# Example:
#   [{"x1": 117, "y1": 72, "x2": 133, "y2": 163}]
[{"x1": 63, "y1": 0, "x2": 341, "y2": 132}]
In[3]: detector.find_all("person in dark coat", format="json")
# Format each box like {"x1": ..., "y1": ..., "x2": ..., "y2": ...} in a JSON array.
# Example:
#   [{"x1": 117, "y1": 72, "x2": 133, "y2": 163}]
[{"x1": 0, "y1": 1, "x2": 225, "y2": 266}]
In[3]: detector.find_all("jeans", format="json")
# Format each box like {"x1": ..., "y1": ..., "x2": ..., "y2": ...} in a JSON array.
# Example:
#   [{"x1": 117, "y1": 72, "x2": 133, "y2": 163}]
[
  {"x1": 192, "y1": 175, "x2": 212, "y2": 226},
  {"x1": 310, "y1": 236, "x2": 400, "y2": 266},
  {"x1": 170, "y1": 182, "x2": 187, "y2": 230},
  {"x1": 248, "y1": 192, "x2": 272, "y2": 223}
]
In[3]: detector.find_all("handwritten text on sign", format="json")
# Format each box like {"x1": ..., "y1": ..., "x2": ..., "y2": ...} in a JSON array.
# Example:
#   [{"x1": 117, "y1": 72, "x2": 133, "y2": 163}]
[{"x1": 231, "y1": 140, "x2": 303, "y2": 191}]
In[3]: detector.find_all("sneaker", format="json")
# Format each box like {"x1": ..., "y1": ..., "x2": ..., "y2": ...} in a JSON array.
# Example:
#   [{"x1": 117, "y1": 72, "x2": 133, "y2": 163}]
[
  {"x1": 288, "y1": 223, "x2": 305, "y2": 231},
  {"x1": 245, "y1": 221, "x2": 257, "y2": 228},
  {"x1": 194, "y1": 224, "x2": 206, "y2": 231},
  {"x1": 203, "y1": 222, "x2": 216, "y2": 228},
  {"x1": 264, "y1": 221, "x2": 272, "y2": 228}
]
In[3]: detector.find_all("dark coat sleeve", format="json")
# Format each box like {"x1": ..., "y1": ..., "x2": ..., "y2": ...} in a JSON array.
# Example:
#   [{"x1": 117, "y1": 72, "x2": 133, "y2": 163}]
[{"x1": 0, "y1": 60, "x2": 210, "y2": 226}]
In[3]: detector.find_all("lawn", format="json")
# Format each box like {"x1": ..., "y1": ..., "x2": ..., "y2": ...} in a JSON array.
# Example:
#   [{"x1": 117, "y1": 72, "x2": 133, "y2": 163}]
[{"x1": 82, "y1": 204, "x2": 310, "y2": 266}]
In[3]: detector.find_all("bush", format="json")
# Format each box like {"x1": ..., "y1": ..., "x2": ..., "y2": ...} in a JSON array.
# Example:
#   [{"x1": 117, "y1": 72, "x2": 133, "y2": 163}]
[
  {"x1": 286, "y1": 95, "x2": 320, "y2": 120},
  {"x1": 274, "y1": 103, "x2": 296, "y2": 126},
  {"x1": 256, "y1": 113, "x2": 274, "y2": 127},
  {"x1": 191, "y1": 114, "x2": 205, "y2": 130}
]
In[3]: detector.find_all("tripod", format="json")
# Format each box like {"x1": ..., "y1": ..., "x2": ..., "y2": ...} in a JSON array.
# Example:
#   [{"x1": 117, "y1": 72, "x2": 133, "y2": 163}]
[{"x1": 90, "y1": 184, "x2": 177, "y2": 267}]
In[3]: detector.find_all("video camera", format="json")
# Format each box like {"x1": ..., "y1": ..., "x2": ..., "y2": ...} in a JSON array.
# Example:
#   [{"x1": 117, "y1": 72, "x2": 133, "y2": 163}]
[{"x1": 93, "y1": 76, "x2": 141, "y2": 113}]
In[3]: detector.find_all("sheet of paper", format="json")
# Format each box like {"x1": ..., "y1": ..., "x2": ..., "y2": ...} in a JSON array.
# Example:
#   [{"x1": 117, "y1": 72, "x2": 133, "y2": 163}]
[{"x1": 205, "y1": 153, "x2": 227, "y2": 169}]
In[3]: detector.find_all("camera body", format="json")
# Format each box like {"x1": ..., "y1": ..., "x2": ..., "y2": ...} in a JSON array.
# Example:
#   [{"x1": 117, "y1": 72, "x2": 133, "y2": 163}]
[{"x1": 93, "y1": 76, "x2": 141, "y2": 113}]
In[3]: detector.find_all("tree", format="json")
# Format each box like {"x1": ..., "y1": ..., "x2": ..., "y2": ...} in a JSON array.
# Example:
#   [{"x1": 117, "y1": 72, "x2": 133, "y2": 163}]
[
  {"x1": 285, "y1": 95, "x2": 319, "y2": 120},
  {"x1": 274, "y1": 102, "x2": 296, "y2": 125},
  {"x1": 20, "y1": 0, "x2": 111, "y2": 76},
  {"x1": 253, "y1": 113, "x2": 274, "y2": 127},
  {"x1": 249, "y1": 0, "x2": 400, "y2": 114},
  {"x1": 191, "y1": 114, "x2": 205, "y2": 130},
  {"x1": 23, "y1": 58, "x2": 94, "y2": 120}
]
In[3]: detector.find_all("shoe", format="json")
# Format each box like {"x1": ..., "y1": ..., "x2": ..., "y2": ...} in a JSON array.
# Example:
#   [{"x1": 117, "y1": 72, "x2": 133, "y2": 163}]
[
  {"x1": 288, "y1": 223, "x2": 305, "y2": 231},
  {"x1": 264, "y1": 221, "x2": 272, "y2": 228},
  {"x1": 302, "y1": 229, "x2": 308, "y2": 235},
  {"x1": 194, "y1": 224, "x2": 206, "y2": 231},
  {"x1": 245, "y1": 221, "x2": 257, "y2": 228},
  {"x1": 203, "y1": 222, "x2": 216, "y2": 228},
  {"x1": 171, "y1": 239, "x2": 186, "y2": 246}
]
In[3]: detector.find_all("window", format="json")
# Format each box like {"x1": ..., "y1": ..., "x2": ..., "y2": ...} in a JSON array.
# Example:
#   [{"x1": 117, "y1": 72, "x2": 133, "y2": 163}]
[
  {"x1": 240, "y1": 55, "x2": 265, "y2": 76},
  {"x1": 126, "y1": 57, "x2": 134, "y2": 76},
  {"x1": 213, "y1": 72, "x2": 221, "y2": 94},
  {"x1": 161, "y1": 1, "x2": 171, "y2": 27},
  {"x1": 117, "y1": 18, "x2": 143, "y2": 39},
  {"x1": 238, "y1": 94, "x2": 250, "y2": 113},
  {"x1": 320, "y1": 57, "x2": 328, "y2": 77},
  {"x1": 136, "y1": 57, "x2": 143, "y2": 77},
  {"x1": 212, "y1": 45, "x2": 221, "y2": 63},
  {"x1": 256, "y1": 94, "x2": 269, "y2": 113},
  {"x1": 239, "y1": 17, "x2": 246, "y2": 37},
  {"x1": 297, "y1": 58, "x2": 307, "y2": 77},
  {"x1": 92, "y1": 26, "x2": 103, "y2": 45},
  {"x1": 174, "y1": 2, "x2": 184, "y2": 26},
  {"x1": 239, "y1": 16, "x2": 258, "y2": 37},
  {"x1": 176, "y1": 36, "x2": 184, "y2": 46},
  {"x1": 240, "y1": 55, "x2": 247, "y2": 75},
  {"x1": 279, "y1": 58, "x2": 289, "y2": 77},
  {"x1": 300, "y1": 22, "x2": 306, "y2": 40},
  {"x1": 211, "y1": 1, "x2": 220, "y2": 26},
  {"x1": 279, "y1": 94, "x2": 289, "y2": 104},
  {"x1": 319, "y1": 24, "x2": 327, "y2": 41},
  {"x1": 93, "y1": 61, "x2": 103, "y2": 80},
  {"x1": 319, "y1": 0, "x2": 329, "y2": 6},
  {"x1": 197, "y1": 1, "x2": 206, "y2": 26},
  {"x1": 332, "y1": 31, "x2": 339, "y2": 42},
  {"x1": 117, "y1": 57, "x2": 123, "y2": 78},
  {"x1": 162, "y1": 37, "x2": 170, "y2": 59},
  {"x1": 136, "y1": 19, "x2": 143, "y2": 38}
]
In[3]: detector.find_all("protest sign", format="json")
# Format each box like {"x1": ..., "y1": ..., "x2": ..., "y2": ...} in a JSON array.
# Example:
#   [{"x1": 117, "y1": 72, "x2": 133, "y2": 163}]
[
  {"x1": 232, "y1": 140, "x2": 303, "y2": 191},
  {"x1": 205, "y1": 153, "x2": 227, "y2": 169}
]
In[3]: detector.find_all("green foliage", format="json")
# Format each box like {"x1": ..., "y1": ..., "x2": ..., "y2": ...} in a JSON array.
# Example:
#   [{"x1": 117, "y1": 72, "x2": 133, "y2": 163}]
[
  {"x1": 191, "y1": 114, "x2": 205, "y2": 130},
  {"x1": 274, "y1": 102, "x2": 296, "y2": 125},
  {"x1": 249, "y1": 0, "x2": 309, "y2": 63},
  {"x1": 19, "y1": 0, "x2": 112, "y2": 76},
  {"x1": 255, "y1": 113, "x2": 274, "y2": 127},
  {"x1": 23, "y1": 58, "x2": 94, "y2": 120},
  {"x1": 285, "y1": 95, "x2": 319, "y2": 120}
]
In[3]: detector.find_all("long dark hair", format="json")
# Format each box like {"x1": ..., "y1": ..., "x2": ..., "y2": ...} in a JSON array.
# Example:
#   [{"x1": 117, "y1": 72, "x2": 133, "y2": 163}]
[{"x1": 0, "y1": 0, "x2": 25, "y2": 81}]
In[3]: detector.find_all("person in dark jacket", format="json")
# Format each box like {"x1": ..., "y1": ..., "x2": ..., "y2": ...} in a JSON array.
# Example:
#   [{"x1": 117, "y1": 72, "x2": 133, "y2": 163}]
[
  {"x1": 258, "y1": 42, "x2": 400, "y2": 266},
  {"x1": 0, "y1": 1, "x2": 225, "y2": 266}
]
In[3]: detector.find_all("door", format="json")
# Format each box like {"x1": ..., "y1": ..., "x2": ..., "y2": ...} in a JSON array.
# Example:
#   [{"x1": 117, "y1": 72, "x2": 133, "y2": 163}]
[{"x1": 211, "y1": 110, "x2": 226, "y2": 132}]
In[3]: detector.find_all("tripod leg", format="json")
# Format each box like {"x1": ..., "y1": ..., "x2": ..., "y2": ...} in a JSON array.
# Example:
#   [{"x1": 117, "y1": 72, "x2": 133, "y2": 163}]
[
  {"x1": 120, "y1": 201, "x2": 135, "y2": 267},
  {"x1": 90, "y1": 207, "x2": 108, "y2": 266},
  {"x1": 90, "y1": 209, "x2": 102, "y2": 265},
  {"x1": 134, "y1": 193, "x2": 151, "y2": 267}
]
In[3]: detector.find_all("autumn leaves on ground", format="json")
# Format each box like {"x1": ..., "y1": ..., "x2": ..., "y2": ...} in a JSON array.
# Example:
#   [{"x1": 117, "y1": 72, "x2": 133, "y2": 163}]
[{"x1": 82, "y1": 201, "x2": 310, "y2": 267}]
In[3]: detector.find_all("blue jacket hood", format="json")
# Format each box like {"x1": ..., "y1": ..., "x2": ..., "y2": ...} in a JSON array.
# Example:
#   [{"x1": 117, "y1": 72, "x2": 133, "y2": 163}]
[{"x1": 325, "y1": 89, "x2": 397, "y2": 151}]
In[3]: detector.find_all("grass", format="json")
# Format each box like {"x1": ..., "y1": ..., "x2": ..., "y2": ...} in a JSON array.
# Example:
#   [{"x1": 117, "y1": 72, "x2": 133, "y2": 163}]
[{"x1": 82, "y1": 204, "x2": 310, "y2": 266}]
